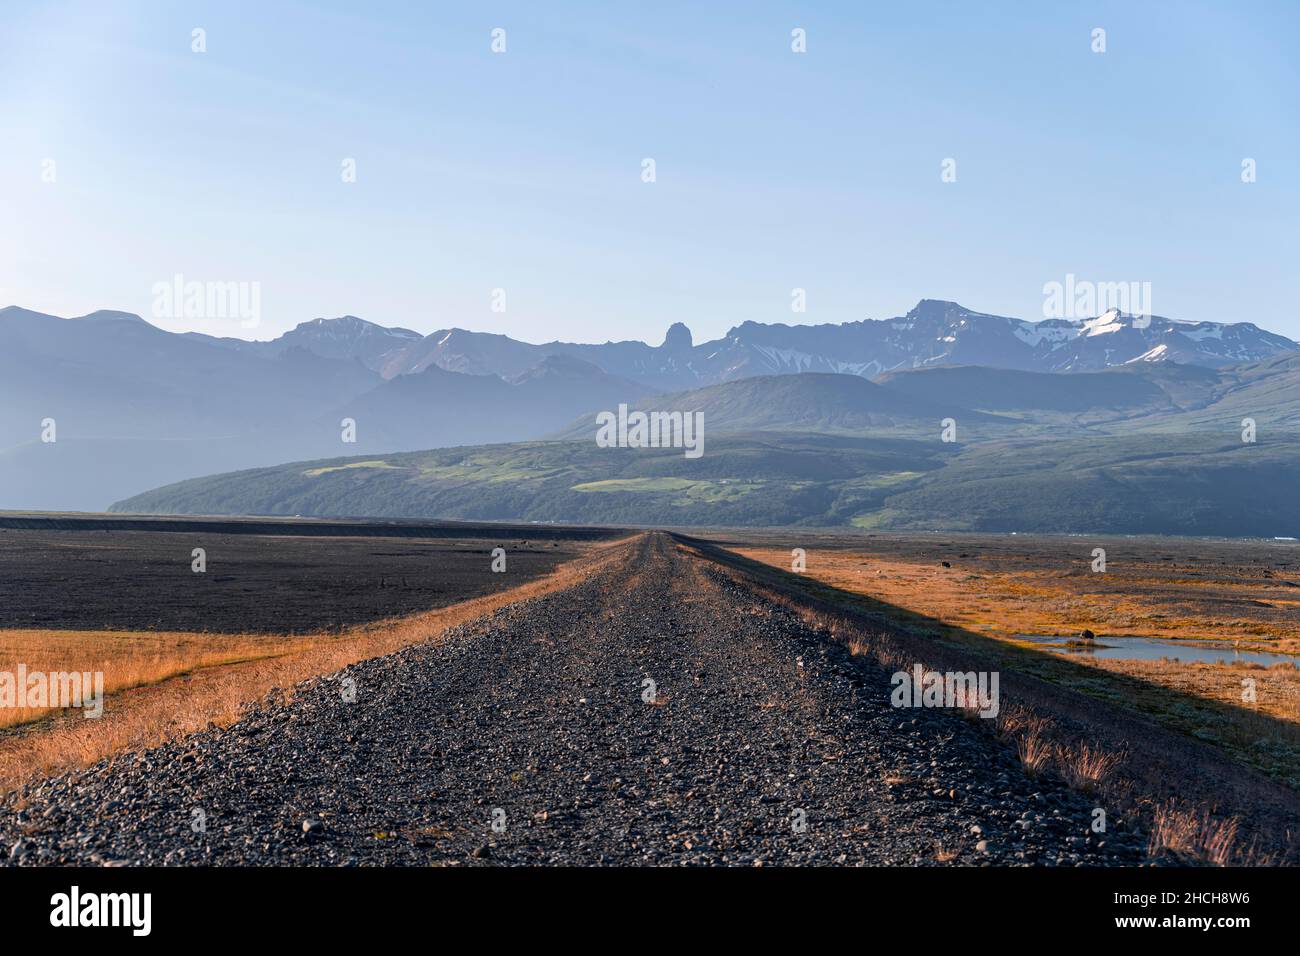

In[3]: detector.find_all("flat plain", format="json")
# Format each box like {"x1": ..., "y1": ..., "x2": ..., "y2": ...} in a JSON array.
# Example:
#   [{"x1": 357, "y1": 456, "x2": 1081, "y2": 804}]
[
  {"x1": 0, "y1": 515, "x2": 625, "y2": 784},
  {"x1": 2, "y1": 518, "x2": 1297, "y2": 865},
  {"x1": 714, "y1": 529, "x2": 1300, "y2": 790},
  {"x1": 0, "y1": 516, "x2": 614, "y2": 633}
]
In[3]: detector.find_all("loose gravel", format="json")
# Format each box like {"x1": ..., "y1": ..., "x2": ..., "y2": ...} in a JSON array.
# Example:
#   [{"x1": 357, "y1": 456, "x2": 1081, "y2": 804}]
[{"x1": 0, "y1": 533, "x2": 1149, "y2": 866}]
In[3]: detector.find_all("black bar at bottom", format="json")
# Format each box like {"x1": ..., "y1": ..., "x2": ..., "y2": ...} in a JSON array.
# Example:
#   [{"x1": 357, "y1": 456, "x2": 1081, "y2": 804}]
[{"x1": 0, "y1": 865, "x2": 1279, "y2": 942}]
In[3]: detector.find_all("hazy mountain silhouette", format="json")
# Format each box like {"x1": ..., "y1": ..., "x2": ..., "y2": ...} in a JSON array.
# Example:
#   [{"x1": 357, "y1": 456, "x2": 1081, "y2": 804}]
[{"x1": 4, "y1": 300, "x2": 1297, "y2": 511}]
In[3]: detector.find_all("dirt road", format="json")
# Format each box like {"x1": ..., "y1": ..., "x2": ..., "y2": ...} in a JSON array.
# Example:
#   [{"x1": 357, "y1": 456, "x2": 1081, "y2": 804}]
[{"x1": 0, "y1": 533, "x2": 1147, "y2": 865}]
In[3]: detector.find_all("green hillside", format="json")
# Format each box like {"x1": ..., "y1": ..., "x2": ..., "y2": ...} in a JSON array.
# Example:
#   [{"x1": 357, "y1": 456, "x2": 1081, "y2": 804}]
[
  {"x1": 551, "y1": 372, "x2": 1015, "y2": 440},
  {"x1": 111, "y1": 434, "x2": 955, "y2": 528},
  {"x1": 112, "y1": 430, "x2": 1300, "y2": 536},
  {"x1": 874, "y1": 434, "x2": 1300, "y2": 536}
]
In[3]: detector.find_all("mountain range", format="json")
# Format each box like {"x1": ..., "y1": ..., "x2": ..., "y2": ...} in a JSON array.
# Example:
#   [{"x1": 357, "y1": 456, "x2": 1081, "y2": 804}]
[
  {"x1": 162, "y1": 298, "x2": 1300, "y2": 387},
  {"x1": 115, "y1": 349, "x2": 1300, "y2": 535},
  {"x1": 3, "y1": 299, "x2": 1298, "y2": 515}
]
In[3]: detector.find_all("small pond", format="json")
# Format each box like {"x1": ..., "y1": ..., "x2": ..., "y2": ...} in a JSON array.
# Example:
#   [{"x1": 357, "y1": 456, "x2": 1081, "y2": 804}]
[{"x1": 1016, "y1": 634, "x2": 1298, "y2": 669}]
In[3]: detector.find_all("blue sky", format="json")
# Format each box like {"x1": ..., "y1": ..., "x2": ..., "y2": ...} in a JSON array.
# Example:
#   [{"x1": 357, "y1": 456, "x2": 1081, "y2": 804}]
[{"x1": 2, "y1": 0, "x2": 1297, "y2": 344}]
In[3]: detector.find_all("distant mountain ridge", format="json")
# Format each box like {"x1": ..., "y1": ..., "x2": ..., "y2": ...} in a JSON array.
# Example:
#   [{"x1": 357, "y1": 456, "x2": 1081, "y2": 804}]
[
  {"x1": 3, "y1": 299, "x2": 1298, "y2": 512},
  {"x1": 0, "y1": 306, "x2": 650, "y2": 510},
  {"x1": 109, "y1": 350, "x2": 1300, "y2": 535},
  {"x1": 270, "y1": 298, "x2": 1296, "y2": 387},
  {"x1": 8, "y1": 298, "x2": 1294, "y2": 390}
]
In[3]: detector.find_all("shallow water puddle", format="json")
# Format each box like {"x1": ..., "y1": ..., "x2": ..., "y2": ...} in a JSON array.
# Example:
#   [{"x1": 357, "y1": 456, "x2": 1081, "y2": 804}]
[{"x1": 1016, "y1": 634, "x2": 1299, "y2": 668}]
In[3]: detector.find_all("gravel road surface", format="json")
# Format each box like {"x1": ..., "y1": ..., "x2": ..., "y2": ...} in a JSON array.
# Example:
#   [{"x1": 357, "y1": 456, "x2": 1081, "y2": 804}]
[{"x1": 1, "y1": 533, "x2": 1148, "y2": 865}]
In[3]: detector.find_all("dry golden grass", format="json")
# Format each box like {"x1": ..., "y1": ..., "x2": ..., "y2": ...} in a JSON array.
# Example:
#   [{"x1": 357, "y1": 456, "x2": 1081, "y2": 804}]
[
  {"x1": 1001, "y1": 709, "x2": 1054, "y2": 777},
  {"x1": 933, "y1": 844, "x2": 960, "y2": 863},
  {"x1": 737, "y1": 547, "x2": 1300, "y2": 652},
  {"x1": 1084, "y1": 655, "x2": 1300, "y2": 716},
  {"x1": 683, "y1": 536, "x2": 1286, "y2": 865},
  {"x1": 1055, "y1": 742, "x2": 1123, "y2": 794},
  {"x1": 739, "y1": 546, "x2": 1300, "y2": 741},
  {"x1": 0, "y1": 629, "x2": 320, "y2": 729},
  {"x1": 0, "y1": 537, "x2": 632, "y2": 793},
  {"x1": 1148, "y1": 804, "x2": 1244, "y2": 865}
]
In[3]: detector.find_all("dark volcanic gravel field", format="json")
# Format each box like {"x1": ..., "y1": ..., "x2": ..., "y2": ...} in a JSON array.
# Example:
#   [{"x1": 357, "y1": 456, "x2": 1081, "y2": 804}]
[
  {"x1": 0, "y1": 526, "x2": 591, "y2": 633},
  {"x1": 0, "y1": 533, "x2": 1150, "y2": 866}
]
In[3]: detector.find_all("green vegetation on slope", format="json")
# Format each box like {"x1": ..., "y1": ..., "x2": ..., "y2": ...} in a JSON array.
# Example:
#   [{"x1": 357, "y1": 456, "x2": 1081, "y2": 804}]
[
  {"x1": 111, "y1": 429, "x2": 1300, "y2": 536},
  {"x1": 112, "y1": 434, "x2": 951, "y2": 528},
  {"x1": 875, "y1": 434, "x2": 1300, "y2": 536}
]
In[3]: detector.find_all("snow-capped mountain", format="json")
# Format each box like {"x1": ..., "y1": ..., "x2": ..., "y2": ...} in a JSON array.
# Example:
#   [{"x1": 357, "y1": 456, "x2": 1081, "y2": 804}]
[
  {"x1": 359, "y1": 300, "x2": 1298, "y2": 389},
  {"x1": 3, "y1": 298, "x2": 1297, "y2": 511},
  {"x1": 7, "y1": 298, "x2": 1293, "y2": 395},
  {"x1": 692, "y1": 301, "x2": 1299, "y2": 382}
]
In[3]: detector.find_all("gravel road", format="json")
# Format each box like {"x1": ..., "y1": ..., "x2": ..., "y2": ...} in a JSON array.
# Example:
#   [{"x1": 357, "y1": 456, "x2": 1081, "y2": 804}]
[{"x1": 1, "y1": 533, "x2": 1149, "y2": 866}]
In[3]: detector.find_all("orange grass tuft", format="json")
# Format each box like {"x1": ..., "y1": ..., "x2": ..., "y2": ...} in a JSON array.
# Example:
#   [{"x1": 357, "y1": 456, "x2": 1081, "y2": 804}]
[{"x1": 1148, "y1": 803, "x2": 1244, "y2": 866}]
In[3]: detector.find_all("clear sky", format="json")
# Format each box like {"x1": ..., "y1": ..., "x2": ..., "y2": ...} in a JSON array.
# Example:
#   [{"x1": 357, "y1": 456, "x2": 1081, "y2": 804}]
[{"x1": 2, "y1": 0, "x2": 1297, "y2": 344}]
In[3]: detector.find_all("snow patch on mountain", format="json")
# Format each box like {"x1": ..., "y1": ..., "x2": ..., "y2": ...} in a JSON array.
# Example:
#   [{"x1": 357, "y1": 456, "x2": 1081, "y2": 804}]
[
  {"x1": 1082, "y1": 310, "x2": 1126, "y2": 336},
  {"x1": 1127, "y1": 344, "x2": 1169, "y2": 363},
  {"x1": 1012, "y1": 321, "x2": 1076, "y2": 348}
]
